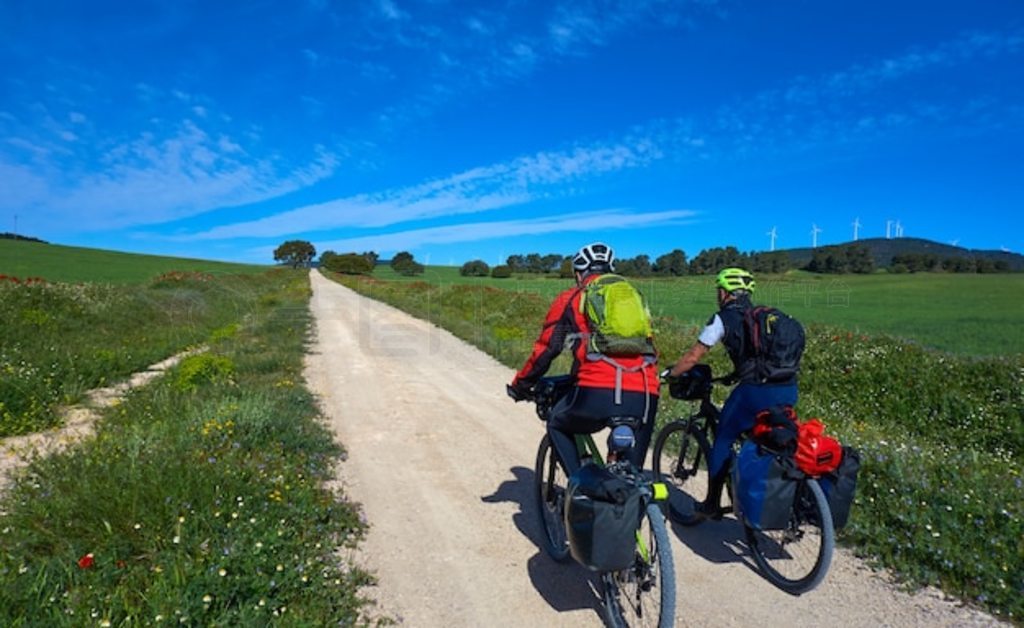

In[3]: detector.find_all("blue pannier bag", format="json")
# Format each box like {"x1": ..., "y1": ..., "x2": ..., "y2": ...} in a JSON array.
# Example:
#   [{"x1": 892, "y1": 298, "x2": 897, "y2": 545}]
[
  {"x1": 732, "y1": 440, "x2": 799, "y2": 530},
  {"x1": 818, "y1": 445, "x2": 860, "y2": 529}
]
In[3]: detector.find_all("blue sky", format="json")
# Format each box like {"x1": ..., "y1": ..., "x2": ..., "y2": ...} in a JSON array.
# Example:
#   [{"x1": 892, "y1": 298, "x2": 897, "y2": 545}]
[{"x1": 1, "y1": 0, "x2": 1022, "y2": 265}]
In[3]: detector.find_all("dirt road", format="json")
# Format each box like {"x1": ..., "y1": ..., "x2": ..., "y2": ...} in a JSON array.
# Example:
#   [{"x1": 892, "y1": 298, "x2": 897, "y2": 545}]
[{"x1": 303, "y1": 270, "x2": 1003, "y2": 627}]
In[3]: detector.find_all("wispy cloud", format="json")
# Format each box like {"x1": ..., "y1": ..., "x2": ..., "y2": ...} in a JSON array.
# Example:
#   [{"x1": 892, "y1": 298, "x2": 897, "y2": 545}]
[
  {"x1": 307, "y1": 208, "x2": 696, "y2": 254},
  {"x1": 653, "y1": 28, "x2": 1024, "y2": 160},
  {"x1": 360, "y1": 1, "x2": 724, "y2": 130},
  {"x1": 187, "y1": 137, "x2": 661, "y2": 240},
  {"x1": 0, "y1": 116, "x2": 338, "y2": 231}
]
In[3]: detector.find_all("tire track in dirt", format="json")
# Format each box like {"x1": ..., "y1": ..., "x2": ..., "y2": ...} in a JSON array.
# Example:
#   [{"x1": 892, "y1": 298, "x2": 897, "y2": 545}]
[{"x1": 0, "y1": 348, "x2": 205, "y2": 493}]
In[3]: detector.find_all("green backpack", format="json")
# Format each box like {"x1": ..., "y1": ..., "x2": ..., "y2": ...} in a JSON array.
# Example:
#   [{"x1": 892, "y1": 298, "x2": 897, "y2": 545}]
[{"x1": 579, "y1": 274, "x2": 656, "y2": 357}]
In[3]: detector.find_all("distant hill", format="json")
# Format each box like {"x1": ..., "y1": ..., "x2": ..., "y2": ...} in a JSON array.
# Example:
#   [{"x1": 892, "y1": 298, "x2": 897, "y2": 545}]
[
  {"x1": 0, "y1": 232, "x2": 47, "y2": 244},
  {"x1": 780, "y1": 237, "x2": 1024, "y2": 271},
  {"x1": 0, "y1": 239, "x2": 266, "y2": 284}
]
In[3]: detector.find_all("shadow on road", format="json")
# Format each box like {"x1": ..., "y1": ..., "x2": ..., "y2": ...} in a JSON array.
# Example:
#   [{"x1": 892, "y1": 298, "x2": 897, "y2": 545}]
[
  {"x1": 662, "y1": 483, "x2": 761, "y2": 576},
  {"x1": 481, "y1": 466, "x2": 606, "y2": 618}
]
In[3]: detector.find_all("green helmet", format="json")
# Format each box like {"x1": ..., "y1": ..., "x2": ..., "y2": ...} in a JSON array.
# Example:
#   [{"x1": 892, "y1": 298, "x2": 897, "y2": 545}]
[{"x1": 715, "y1": 267, "x2": 755, "y2": 293}]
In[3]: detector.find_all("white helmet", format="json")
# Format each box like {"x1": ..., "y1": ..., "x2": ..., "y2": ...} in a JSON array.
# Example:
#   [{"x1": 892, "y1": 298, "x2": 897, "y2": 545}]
[{"x1": 572, "y1": 242, "x2": 615, "y2": 273}]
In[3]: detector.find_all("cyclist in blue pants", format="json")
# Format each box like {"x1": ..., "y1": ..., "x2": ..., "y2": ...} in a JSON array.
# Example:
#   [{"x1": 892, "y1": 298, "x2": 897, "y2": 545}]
[{"x1": 665, "y1": 267, "x2": 799, "y2": 522}]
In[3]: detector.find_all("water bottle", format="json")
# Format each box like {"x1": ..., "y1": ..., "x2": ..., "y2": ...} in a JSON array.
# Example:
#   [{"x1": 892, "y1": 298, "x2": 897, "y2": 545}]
[{"x1": 608, "y1": 425, "x2": 635, "y2": 457}]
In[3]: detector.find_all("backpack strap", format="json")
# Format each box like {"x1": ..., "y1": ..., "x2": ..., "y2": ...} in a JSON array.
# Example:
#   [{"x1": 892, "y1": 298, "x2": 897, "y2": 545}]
[{"x1": 587, "y1": 352, "x2": 656, "y2": 408}]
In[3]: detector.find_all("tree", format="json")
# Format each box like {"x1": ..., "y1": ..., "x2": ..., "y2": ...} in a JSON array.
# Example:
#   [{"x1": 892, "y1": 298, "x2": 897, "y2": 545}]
[
  {"x1": 362, "y1": 251, "x2": 380, "y2": 266},
  {"x1": 506, "y1": 255, "x2": 526, "y2": 272},
  {"x1": 653, "y1": 249, "x2": 689, "y2": 276},
  {"x1": 525, "y1": 253, "x2": 544, "y2": 273},
  {"x1": 688, "y1": 247, "x2": 743, "y2": 275},
  {"x1": 323, "y1": 253, "x2": 374, "y2": 275},
  {"x1": 274, "y1": 240, "x2": 316, "y2": 268},
  {"x1": 491, "y1": 264, "x2": 513, "y2": 278},
  {"x1": 749, "y1": 251, "x2": 791, "y2": 274},
  {"x1": 319, "y1": 250, "x2": 338, "y2": 268},
  {"x1": 460, "y1": 259, "x2": 491, "y2": 277},
  {"x1": 390, "y1": 251, "x2": 424, "y2": 276},
  {"x1": 541, "y1": 254, "x2": 563, "y2": 273}
]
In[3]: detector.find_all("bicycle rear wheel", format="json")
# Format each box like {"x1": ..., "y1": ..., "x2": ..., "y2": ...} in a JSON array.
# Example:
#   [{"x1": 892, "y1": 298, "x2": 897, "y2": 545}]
[
  {"x1": 534, "y1": 434, "x2": 570, "y2": 562},
  {"x1": 602, "y1": 503, "x2": 676, "y2": 628},
  {"x1": 651, "y1": 419, "x2": 711, "y2": 525},
  {"x1": 744, "y1": 478, "x2": 835, "y2": 595}
]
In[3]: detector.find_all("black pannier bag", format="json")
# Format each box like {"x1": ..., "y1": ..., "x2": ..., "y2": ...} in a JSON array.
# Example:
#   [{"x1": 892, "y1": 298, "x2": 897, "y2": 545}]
[
  {"x1": 564, "y1": 463, "x2": 642, "y2": 572},
  {"x1": 820, "y1": 445, "x2": 860, "y2": 529}
]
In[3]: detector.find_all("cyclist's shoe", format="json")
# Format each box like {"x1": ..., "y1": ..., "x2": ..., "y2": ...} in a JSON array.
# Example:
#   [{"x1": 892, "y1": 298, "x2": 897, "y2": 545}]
[{"x1": 688, "y1": 500, "x2": 726, "y2": 524}]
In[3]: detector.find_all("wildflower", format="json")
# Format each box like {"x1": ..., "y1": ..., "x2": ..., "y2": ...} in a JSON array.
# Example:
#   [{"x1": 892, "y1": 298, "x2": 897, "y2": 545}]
[
  {"x1": 202, "y1": 595, "x2": 212, "y2": 604},
  {"x1": 78, "y1": 553, "x2": 95, "y2": 569},
  {"x1": 100, "y1": 620, "x2": 112, "y2": 627},
  {"x1": 173, "y1": 536, "x2": 180, "y2": 544},
  {"x1": 134, "y1": 523, "x2": 142, "y2": 530},
  {"x1": 218, "y1": 568, "x2": 227, "y2": 577}
]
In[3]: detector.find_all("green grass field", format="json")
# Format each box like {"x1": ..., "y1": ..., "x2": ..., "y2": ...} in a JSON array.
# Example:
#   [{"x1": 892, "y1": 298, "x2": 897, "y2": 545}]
[
  {"x1": 0, "y1": 239, "x2": 266, "y2": 284},
  {"x1": 371, "y1": 266, "x2": 1024, "y2": 356}
]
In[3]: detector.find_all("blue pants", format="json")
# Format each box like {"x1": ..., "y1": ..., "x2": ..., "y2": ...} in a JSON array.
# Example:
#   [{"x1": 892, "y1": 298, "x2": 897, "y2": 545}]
[{"x1": 708, "y1": 382, "x2": 798, "y2": 479}]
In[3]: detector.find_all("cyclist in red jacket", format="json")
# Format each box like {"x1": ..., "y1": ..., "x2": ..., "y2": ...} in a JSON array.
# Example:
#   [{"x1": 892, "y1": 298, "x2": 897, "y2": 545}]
[{"x1": 508, "y1": 243, "x2": 660, "y2": 474}]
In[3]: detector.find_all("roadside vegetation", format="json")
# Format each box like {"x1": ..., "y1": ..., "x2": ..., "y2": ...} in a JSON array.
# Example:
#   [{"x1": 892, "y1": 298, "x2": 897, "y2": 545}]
[
  {"x1": 328, "y1": 270, "x2": 1023, "y2": 621},
  {"x1": 0, "y1": 269, "x2": 377, "y2": 625},
  {"x1": 1, "y1": 270, "x2": 259, "y2": 437}
]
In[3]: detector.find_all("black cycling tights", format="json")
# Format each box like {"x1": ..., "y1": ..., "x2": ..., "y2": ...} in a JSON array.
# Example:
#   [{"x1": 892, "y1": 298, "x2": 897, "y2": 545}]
[{"x1": 547, "y1": 386, "x2": 659, "y2": 476}]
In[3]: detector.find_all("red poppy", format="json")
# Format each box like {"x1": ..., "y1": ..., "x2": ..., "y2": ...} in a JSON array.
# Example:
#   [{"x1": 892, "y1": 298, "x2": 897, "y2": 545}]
[
  {"x1": 116, "y1": 560, "x2": 127, "y2": 569},
  {"x1": 77, "y1": 553, "x2": 95, "y2": 569}
]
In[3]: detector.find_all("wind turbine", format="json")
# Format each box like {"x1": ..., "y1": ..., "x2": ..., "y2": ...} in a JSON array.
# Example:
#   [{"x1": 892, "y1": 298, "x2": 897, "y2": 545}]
[
  {"x1": 950, "y1": 239, "x2": 960, "y2": 247},
  {"x1": 886, "y1": 219, "x2": 893, "y2": 239},
  {"x1": 811, "y1": 224, "x2": 822, "y2": 248},
  {"x1": 767, "y1": 226, "x2": 778, "y2": 251},
  {"x1": 852, "y1": 217, "x2": 861, "y2": 241},
  {"x1": 895, "y1": 221, "x2": 904, "y2": 238}
]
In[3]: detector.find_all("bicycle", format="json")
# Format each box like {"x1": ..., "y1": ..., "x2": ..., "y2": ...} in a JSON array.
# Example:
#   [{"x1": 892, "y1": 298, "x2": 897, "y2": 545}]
[
  {"x1": 517, "y1": 375, "x2": 676, "y2": 628},
  {"x1": 651, "y1": 365, "x2": 834, "y2": 595}
]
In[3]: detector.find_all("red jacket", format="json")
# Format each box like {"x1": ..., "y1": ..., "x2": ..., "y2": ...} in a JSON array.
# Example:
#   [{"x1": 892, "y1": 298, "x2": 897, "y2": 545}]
[{"x1": 512, "y1": 275, "x2": 660, "y2": 395}]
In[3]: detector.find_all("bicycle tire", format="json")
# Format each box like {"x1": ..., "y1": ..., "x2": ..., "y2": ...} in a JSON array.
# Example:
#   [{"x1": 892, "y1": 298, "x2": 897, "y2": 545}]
[
  {"x1": 744, "y1": 478, "x2": 835, "y2": 595},
  {"x1": 534, "y1": 434, "x2": 571, "y2": 562},
  {"x1": 651, "y1": 419, "x2": 711, "y2": 525},
  {"x1": 601, "y1": 503, "x2": 676, "y2": 628}
]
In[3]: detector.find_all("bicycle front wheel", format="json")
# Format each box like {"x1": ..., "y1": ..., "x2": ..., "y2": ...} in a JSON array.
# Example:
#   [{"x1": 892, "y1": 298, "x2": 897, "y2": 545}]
[
  {"x1": 745, "y1": 478, "x2": 835, "y2": 595},
  {"x1": 534, "y1": 434, "x2": 570, "y2": 562},
  {"x1": 602, "y1": 503, "x2": 676, "y2": 628},
  {"x1": 652, "y1": 419, "x2": 711, "y2": 525}
]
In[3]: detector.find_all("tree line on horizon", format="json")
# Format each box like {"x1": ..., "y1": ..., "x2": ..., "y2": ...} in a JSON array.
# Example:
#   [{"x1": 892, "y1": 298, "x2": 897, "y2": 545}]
[{"x1": 274, "y1": 239, "x2": 1016, "y2": 277}]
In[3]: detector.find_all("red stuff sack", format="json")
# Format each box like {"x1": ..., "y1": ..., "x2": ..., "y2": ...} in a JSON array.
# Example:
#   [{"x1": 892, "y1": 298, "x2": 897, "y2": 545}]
[
  {"x1": 795, "y1": 419, "x2": 842, "y2": 476},
  {"x1": 751, "y1": 405, "x2": 799, "y2": 454}
]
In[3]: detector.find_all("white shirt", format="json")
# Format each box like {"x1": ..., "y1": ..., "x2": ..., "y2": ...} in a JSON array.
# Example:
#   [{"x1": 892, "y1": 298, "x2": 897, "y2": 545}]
[{"x1": 698, "y1": 314, "x2": 725, "y2": 347}]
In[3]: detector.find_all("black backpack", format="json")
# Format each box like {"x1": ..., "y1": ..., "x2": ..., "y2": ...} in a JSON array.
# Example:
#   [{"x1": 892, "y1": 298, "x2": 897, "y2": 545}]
[{"x1": 744, "y1": 306, "x2": 805, "y2": 383}]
